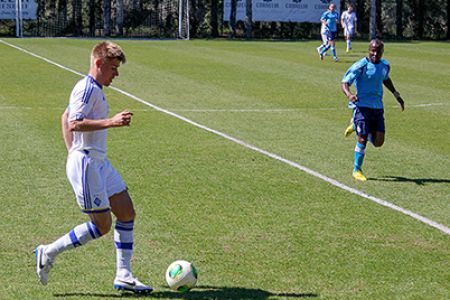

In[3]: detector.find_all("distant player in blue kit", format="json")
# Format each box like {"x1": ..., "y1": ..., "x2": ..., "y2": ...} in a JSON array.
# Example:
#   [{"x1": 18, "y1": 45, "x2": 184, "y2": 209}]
[
  {"x1": 35, "y1": 41, "x2": 153, "y2": 294},
  {"x1": 319, "y1": 3, "x2": 340, "y2": 62},
  {"x1": 341, "y1": 39, "x2": 405, "y2": 181}
]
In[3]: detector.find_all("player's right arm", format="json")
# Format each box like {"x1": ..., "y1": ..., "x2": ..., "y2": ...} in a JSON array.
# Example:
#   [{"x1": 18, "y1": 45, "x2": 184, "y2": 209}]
[
  {"x1": 341, "y1": 83, "x2": 358, "y2": 103},
  {"x1": 62, "y1": 108, "x2": 73, "y2": 152},
  {"x1": 341, "y1": 59, "x2": 366, "y2": 103}
]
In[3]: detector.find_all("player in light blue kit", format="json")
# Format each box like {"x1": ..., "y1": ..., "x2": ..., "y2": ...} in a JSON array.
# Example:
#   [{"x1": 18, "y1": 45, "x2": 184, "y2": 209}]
[
  {"x1": 35, "y1": 41, "x2": 153, "y2": 294},
  {"x1": 319, "y1": 3, "x2": 340, "y2": 62},
  {"x1": 341, "y1": 39, "x2": 405, "y2": 181}
]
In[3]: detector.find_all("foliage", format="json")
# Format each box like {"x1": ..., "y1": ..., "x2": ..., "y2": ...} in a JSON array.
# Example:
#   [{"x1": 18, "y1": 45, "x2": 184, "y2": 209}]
[{"x1": 0, "y1": 1, "x2": 449, "y2": 39}]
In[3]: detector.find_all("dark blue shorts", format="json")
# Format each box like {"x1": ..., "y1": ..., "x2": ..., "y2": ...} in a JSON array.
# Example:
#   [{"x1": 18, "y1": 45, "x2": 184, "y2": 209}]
[
  {"x1": 353, "y1": 107, "x2": 385, "y2": 136},
  {"x1": 326, "y1": 31, "x2": 337, "y2": 41}
]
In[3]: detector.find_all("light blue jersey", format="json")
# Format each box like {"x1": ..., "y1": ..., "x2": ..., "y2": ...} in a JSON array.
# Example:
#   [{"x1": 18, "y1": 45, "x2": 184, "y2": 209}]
[
  {"x1": 321, "y1": 10, "x2": 340, "y2": 32},
  {"x1": 342, "y1": 57, "x2": 391, "y2": 109}
]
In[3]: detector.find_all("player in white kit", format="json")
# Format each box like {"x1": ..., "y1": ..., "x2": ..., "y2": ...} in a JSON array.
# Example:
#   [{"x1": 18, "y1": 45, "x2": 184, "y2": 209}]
[
  {"x1": 35, "y1": 41, "x2": 152, "y2": 294},
  {"x1": 341, "y1": 3, "x2": 357, "y2": 52}
]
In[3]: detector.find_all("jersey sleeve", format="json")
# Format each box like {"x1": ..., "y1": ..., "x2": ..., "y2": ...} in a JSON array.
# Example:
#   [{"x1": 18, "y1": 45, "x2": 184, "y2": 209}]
[
  {"x1": 342, "y1": 59, "x2": 366, "y2": 85},
  {"x1": 68, "y1": 80, "x2": 96, "y2": 122}
]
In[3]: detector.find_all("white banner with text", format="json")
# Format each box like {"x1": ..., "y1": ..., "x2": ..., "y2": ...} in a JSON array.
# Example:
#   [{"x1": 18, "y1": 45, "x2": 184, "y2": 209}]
[
  {"x1": 224, "y1": 0, "x2": 339, "y2": 23},
  {"x1": 0, "y1": 0, "x2": 37, "y2": 20}
]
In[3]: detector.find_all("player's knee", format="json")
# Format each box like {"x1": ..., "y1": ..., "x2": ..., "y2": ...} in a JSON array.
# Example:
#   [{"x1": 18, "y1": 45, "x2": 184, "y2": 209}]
[
  {"x1": 117, "y1": 207, "x2": 136, "y2": 223},
  {"x1": 373, "y1": 140, "x2": 384, "y2": 147},
  {"x1": 127, "y1": 208, "x2": 136, "y2": 221},
  {"x1": 372, "y1": 137, "x2": 384, "y2": 147}
]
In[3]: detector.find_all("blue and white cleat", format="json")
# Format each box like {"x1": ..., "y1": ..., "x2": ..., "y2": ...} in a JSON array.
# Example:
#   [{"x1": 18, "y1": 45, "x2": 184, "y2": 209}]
[
  {"x1": 35, "y1": 245, "x2": 54, "y2": 285},
  {"x1": 114, "y1": 274, "x2": 153, "y2": 294}
]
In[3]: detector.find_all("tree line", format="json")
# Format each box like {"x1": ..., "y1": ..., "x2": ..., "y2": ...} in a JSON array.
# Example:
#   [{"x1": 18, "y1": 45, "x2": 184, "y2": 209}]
[{"x1": 1, "y1": 0, "x2": 449, "y2": 39}]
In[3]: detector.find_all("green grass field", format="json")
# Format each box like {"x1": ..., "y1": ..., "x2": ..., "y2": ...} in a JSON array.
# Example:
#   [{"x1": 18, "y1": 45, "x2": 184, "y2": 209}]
[{"x1": 0, "y1": 38, "x2": 449, "y2": 299}]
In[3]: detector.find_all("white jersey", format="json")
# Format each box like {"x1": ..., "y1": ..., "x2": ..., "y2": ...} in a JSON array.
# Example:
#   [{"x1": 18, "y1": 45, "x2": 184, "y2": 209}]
[
  {"x1": 68, "y1": 75, "x2": 109, "y2": 154},
  {"x1": 341, "y1": 11, "x2": 357, "y2": 30}
]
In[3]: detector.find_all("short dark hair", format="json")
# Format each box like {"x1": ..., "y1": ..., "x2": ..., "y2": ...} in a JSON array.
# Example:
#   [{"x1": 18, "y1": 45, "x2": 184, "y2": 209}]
[{"x1": 369, "y1": 39, "x2": 384, "y2": 50}]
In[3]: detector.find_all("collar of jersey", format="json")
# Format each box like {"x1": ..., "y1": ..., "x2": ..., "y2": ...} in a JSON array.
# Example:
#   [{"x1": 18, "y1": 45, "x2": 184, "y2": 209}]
[{"x1": 87, "y1": 75, "x2": 103, "y2": 89}]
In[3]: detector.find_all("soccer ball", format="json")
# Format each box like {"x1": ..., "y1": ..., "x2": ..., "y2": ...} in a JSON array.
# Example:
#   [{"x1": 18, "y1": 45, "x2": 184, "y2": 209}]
[{"x1": 165, "y1": 260, "x2": 198, "y2": 292}]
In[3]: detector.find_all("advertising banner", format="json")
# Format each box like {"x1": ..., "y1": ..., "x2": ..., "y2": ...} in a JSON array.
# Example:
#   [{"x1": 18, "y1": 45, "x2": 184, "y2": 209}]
[
  {"x1": 0, "y1": 0, "x2": 37, "y2": 20},
  {"x1": 224, "y1": 0, "x2": 339, "y2": 23}
]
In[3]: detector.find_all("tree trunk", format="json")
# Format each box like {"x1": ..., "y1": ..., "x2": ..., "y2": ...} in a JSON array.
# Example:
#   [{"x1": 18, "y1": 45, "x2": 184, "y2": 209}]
[
  {"x1": 376, "y1": 0, "x2": 382, "y2": 37},
  {"x1": 57, "y1": 0, "x2": 67, "y2": 32},
  {"x1": 244, "y1": 0, "x2": 252, "y2": 39},
  {"x1": 447, "y1": 0, "x2": 450, "y2": 39},
  {"x1": 396, "y1": 0, "x2": 403, "y2": 38},
  {"x1": 356, "y1": 0, "x2": 366, "y2": 36},
  {"x1": 210, "y1": 0, "x2": 218, "y2": 37},
  {"x1": 229, "y1": 0, "x2": 237, "y2": 38},
  {"x1": 416, "y1": 0, "x2": 424, "y2": 38},
  {"x1": 369, "y1": 0, "x2": 377, "y2": 39},
  {"x1": 72, "y1": 0, "x2": 82, "y2": 36},
  {"x1": 116, "y1": 0, "x2": 124, "y2": 35},
  {"x1": 89, "y1": 0, "x2": 95, "y2": 36},
  {"x1": 103, "y1": 0, "x2": 111, "y2": 36}
]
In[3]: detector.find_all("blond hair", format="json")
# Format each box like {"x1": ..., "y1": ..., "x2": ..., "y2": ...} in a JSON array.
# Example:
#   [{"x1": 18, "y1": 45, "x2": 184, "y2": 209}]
[{"x1": 90, "y1": 41, "x2": 126, "y2": 67}]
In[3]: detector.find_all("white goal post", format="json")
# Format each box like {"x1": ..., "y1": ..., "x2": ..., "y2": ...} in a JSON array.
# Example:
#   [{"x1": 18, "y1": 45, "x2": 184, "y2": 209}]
[{"x1": 178, "y1": 0, "x2": 190, "y2": 39}]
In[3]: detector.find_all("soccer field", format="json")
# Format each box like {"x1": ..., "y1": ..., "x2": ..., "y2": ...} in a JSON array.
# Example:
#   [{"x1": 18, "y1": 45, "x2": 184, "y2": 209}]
[{"x1": 0, "y1": 38, "x2": 449, "y2": 299}]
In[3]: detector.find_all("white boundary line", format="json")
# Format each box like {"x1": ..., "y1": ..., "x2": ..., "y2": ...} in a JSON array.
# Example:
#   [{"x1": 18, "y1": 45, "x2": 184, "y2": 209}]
[{"x1": 2, "y1": 39, "x2": 449, "y2": 236}]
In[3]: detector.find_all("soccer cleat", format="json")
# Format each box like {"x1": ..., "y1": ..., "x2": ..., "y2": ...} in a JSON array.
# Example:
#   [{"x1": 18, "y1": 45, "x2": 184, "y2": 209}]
[
  {"x1": 316, "y1": 46, "x2": 322, "y2": 55},
  {"x1": 344, "y1": 123, "x2": 355, "y2": 137},
  {"x1": 346, "y1": 48, "x2": 350, "y2": 53},
  {"x1": 352, "y1": 170, "x2": 367, "y2": 181},
  {"x1": 114, "y1": 275, "x2": 153, "y2": 294},
  {"x1": 35, "y1": 245, "x2": 54, "y2": 285},
  {"x1": 333, "y1": 56, "x2": 339, "y2": 62},
  {"x1": 319, "y1": 53, "x2": 324, "y2": 61}
]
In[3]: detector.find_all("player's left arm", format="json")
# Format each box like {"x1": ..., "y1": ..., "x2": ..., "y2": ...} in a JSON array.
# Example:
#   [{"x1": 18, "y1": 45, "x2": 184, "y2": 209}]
[{"x1": 383, "y1": 78, "x2": 405, "y2": 111}]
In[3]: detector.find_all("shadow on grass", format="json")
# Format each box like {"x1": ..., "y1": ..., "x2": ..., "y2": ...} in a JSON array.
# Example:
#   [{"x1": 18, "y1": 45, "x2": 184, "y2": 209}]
[
  {"x1": 53, "y1": 285, "x2": 319, "y2": 299},
  {"x1": 369, "y1": 176, "x2": 450, "y2": 186}
]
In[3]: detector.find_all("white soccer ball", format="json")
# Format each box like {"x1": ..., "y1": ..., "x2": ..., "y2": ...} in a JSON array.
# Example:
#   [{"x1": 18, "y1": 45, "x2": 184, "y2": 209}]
[{"x1": 165, "y1": 260, "x2": 198, "y2": 292}]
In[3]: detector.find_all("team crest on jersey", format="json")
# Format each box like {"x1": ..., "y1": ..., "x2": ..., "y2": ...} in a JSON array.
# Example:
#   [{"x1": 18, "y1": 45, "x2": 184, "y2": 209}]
[
  {"x1": 366, "y1": 64, "x2": 376, "y2": 78},
  {"x1": 94, "y1": 197, "x2": 101, "y2": 207}
]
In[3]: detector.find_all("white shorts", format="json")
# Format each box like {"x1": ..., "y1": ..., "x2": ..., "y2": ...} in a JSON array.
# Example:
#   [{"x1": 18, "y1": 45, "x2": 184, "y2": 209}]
[
  {"x1": 66, "y1": 150, "x2": 127, "y2": 214},
  {"x1": 344, "y1": 27, "x2": 355, "y2": 37}
]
